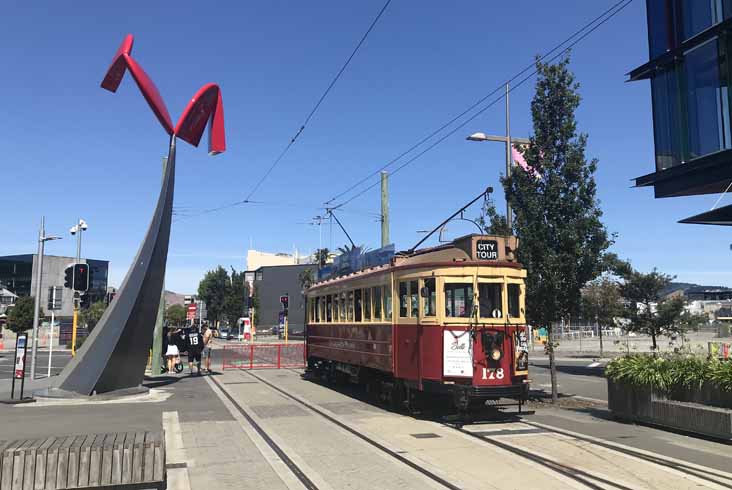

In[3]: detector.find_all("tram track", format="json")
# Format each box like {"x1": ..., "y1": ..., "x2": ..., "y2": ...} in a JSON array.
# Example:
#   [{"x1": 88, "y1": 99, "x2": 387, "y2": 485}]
[
  {"x1": 240, "y1": 369, "x2": 465, "y2": 490},
  {"x1": 519, "y1": 420, "x2": 732, "y2": 489}
]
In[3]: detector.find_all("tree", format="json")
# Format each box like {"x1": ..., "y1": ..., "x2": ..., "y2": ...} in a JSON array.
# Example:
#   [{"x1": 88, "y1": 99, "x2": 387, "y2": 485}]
[
  {"x1": 502, "y1": 56, "x2": 613, "y2": 402},
  {"x1": 6, "y1": 296, "x2": 38, "y2": 334},
  {"x1": 476, "y1": 198, "x2": 511, "y2": 236},
  {"x1": 198, "y1": 266, "x2": 230, "y2": 326},
  {"x1": 223, "y1": 268, "x2": 248, "y2": 326},
  {"x1": 581, "y1": 277, "x2": 622, "y2": 356},
  {"x1": 314, "y1": 248, "x2": 330, "y2": 268},
  {"x1": 619, "y1": 268, "x2": 693, "y2": 351},
  {"x1": 80, "y1": 301, "x2": 107, "y2": 333},
  {"x1": 166, "y1": 304, "x2": 186, "y2": 327}
]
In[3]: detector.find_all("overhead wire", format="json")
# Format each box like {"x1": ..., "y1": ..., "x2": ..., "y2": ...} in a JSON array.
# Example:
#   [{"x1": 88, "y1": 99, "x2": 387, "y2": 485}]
[
  {"x1": 325, "y1": 0, "x2": 635, "y2": 209},
  {"x1": 239, "y1": 0, "x2": 393, "y2": 204}
]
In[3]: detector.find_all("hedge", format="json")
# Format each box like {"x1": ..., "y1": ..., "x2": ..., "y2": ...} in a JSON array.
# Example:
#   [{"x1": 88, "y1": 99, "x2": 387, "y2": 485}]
[{"x1": 605, "y1": 354, "x2": 732, "y2": 394}]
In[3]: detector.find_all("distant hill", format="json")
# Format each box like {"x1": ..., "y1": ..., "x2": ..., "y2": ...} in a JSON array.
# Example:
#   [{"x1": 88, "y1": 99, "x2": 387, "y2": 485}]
[
  {"x1": 662, "y1": 282, "x2": 730, "y2": 297},
  {"x1": 164, "y1": 290, "x2": 188, "y2": 307}
]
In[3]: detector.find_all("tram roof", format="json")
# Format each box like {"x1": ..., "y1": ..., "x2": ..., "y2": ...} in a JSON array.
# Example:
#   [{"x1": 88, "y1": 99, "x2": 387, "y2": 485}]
[{"x1": 310, "y1": 234, "x2": 520, "y2": 289}]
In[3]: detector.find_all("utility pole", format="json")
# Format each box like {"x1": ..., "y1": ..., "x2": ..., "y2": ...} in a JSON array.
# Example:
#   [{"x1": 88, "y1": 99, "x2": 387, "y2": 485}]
[
  {"x1": 30, "y1": 218, "x2": 45, "y2": 380},
  {"x1": 381, "y1": 171, "x2": 390, "y2": 247},
  {"x1": 505, "y1": 82, "x2": 513, "y2": 229}
]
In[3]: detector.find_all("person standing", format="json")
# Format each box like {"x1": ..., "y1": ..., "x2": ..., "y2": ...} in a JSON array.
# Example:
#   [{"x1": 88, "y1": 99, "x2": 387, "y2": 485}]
[
  {"x1": 202, "y1": 324, "x2": 214, "y2": 374},
  {"x1": 186, "y1": 326, "x2": 204, "y2": 375},
  {"x1": 165, "y1": 328, "x2": 180, "y2": 374}
]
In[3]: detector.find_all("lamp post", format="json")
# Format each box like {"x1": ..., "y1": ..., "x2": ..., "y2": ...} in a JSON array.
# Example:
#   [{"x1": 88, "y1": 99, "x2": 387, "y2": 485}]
[
  {"x1": 69, "y1": 219, "x2": 88, "y2": 357},
  {"x1": 30, "y1": 217, "x2": 62, "y2": 380},
  {"x1": 466, "y1": 83, "x2": 530, "y2": 229}
]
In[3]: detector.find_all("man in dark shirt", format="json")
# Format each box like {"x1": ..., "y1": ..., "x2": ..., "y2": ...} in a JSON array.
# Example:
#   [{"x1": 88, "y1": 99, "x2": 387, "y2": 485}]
[{"x1": 186, "y1": 326, "x2": 205, "y2": 375}]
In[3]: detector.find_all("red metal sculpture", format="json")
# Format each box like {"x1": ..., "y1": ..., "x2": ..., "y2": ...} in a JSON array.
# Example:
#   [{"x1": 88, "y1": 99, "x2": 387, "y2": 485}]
[{"x1": 48, "y1": 35, "x2": 226, "y2": 396}]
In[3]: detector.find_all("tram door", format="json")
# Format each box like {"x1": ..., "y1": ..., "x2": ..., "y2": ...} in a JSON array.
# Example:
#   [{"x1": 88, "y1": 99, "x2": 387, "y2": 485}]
[{"x1": 394, "y1": 279, "x2": 420, "y2": 381}]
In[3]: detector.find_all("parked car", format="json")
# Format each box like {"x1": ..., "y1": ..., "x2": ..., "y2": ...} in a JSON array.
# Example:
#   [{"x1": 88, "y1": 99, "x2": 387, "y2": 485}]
[{"x1": 219, "y1": 329, "x2": 231, "y2": 340}]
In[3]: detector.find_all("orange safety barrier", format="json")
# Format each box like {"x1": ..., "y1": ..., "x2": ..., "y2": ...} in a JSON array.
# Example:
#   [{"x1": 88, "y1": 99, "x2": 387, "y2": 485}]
[{"x1": 222, "y1": 343, "x2": 305, "y2": 370}]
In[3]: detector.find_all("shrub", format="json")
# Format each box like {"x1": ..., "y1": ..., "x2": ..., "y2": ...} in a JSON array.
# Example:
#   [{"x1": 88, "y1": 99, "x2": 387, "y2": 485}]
[{"x1": 606, "y1": 354, "x2": 732, "y2": 395}]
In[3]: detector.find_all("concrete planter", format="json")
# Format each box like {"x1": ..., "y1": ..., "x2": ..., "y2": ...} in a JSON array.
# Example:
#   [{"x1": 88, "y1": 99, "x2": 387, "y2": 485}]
[{"x1": 607, "y1": 379, "x2": 732, "y2": 440}]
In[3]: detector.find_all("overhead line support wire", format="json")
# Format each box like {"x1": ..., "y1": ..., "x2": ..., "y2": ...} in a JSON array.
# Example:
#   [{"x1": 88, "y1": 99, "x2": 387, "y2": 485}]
[
  {"x1": 328, "y1": 0, "x2": 634, "y2": 209},
  {"x1": 324, "y1": 0, "x2": 634, "y2": 207}
]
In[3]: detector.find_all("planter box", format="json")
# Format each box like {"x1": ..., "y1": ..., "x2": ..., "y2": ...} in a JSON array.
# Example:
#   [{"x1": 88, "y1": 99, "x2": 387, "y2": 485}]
[{"x1": 607, "y1": 379, "x2": 732, "y2": 440}]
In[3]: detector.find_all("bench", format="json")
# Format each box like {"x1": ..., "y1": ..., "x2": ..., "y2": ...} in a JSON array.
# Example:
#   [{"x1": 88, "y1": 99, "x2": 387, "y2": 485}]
[{"x1": 0, "y1": 431, "x2": 165, "y2": 489}]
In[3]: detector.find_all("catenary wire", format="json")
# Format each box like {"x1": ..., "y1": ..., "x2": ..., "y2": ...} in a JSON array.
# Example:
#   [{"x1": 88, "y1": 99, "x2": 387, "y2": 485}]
[
  {"x1": 240, "y1": 0, "x2": 392, "y2": 204},
  {"x1": 328, "y1": 0, "x2": 634, "y2": 209}
]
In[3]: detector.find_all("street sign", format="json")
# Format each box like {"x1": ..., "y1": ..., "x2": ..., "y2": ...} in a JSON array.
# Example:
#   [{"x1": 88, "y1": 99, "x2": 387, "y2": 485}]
[{"x1": 187, "y1": 303, "x2": 197, "y2": 321}]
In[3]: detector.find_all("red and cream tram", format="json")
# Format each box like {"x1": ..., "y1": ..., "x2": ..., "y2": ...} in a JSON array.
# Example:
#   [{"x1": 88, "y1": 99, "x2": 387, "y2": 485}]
[{"x1": 305, "y1": 234, "x2": 530, "y2": 413}]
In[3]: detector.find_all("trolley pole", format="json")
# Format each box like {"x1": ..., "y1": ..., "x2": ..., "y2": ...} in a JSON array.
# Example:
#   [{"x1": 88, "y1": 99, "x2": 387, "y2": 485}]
[{"x1": 380, "y1": 171, "x2": 389, "y2": 247}]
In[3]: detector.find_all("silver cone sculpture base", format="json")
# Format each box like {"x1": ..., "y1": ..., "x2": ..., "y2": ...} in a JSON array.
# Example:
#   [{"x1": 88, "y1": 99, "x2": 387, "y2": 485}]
[{"x1": 44, "y1": 137, "x2": 176, "y2": 397}]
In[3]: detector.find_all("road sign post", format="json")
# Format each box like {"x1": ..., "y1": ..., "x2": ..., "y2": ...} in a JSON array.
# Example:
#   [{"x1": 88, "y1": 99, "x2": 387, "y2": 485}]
[{"x1": 11, "y1": 334, "x2": 28, "y2": 400}]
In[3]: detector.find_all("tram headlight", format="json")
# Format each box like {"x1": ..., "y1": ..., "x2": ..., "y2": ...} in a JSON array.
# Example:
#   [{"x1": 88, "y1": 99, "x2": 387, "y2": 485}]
[{"x1": 490, "y1": 348, "x2": 503, "y2": 362}]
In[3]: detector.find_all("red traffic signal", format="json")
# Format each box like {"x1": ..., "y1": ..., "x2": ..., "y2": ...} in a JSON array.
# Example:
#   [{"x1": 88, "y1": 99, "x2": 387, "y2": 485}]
[
  {"x1": 73, "y1": 263, "x2": 90, "y2": 292},
  {"x1": 280, "y1": 295, "x2": 289, "y2": 307}
]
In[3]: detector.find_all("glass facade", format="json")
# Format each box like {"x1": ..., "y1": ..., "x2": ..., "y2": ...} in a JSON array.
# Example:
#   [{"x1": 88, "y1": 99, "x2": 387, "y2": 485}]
[
  {"x1": 0, "y1": 255, "x2": 33, "y2": 297},
  {"x1": 646, "y1": 1, "x2": 732, "y2": 171}
]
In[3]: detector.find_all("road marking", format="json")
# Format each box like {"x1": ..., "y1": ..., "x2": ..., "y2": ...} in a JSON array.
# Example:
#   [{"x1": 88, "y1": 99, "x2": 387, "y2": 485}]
[{"x1": 162, "y1": 411, "x2": 192, "y2": 490}]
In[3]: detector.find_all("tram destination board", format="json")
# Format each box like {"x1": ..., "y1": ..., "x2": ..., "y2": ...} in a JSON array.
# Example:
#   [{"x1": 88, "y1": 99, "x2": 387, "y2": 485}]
[{"x1": 476, "y1": 239, "x2": 499, "y2": 260}]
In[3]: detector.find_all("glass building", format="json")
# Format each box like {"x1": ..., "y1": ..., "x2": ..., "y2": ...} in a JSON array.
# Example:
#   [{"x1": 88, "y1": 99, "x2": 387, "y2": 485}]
[{"x1": 633, "y1": 0, "x2": 732, "y2": 205}]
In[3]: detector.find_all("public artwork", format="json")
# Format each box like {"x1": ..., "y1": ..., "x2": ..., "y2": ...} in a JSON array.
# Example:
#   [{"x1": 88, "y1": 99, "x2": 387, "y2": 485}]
[{"x1": 48, "y1": 35, "x2": 226, "y2": 396}]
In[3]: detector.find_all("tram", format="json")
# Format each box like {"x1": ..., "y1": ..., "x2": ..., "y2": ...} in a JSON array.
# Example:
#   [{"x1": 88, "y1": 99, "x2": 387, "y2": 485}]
[{"x1": 305, "y1": 234, "x2": 530, "y2": 413}]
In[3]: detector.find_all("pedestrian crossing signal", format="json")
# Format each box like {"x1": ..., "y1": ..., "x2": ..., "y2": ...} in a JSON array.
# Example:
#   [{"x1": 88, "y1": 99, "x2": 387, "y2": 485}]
[{"x1": 73, "y1": 263, "x2": 90, "y2": 292}]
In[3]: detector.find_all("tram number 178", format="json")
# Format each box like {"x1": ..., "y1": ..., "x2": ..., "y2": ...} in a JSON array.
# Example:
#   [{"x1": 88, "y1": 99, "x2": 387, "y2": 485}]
[{"x1": 482, "y1": 368, "x2": 505, "y2": 380}]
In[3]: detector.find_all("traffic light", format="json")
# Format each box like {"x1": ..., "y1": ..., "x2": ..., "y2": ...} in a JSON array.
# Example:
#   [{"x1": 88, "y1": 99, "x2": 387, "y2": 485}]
[
  {"x1": 280, "y1": 295, "x2": 289, "y2": 308},
  {"x1": 73, "y1": 263, "x2": 90, "y2": 292},
  {"x1": 64, "y1": 265, "x2": 74, "y2": 289},
  {"x1": 80, "y1": 293, "x2": 91, "y2": 309}
]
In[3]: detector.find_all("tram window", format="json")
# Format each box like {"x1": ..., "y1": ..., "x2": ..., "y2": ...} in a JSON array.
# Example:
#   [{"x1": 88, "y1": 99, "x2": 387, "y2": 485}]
[
  {"x1": 479, "y1": 283, "x2": 502, "y2": 319},
  {"x1": 508, "y1": 284, "x2": 521, "y2": 318},
  {"x1": 422, "y1": 278, "x2": 436, "y2": 316},
  {"x1": 373, "y1": 286, "x2": 382, "y2": 320},
  {"x1": 354, "y1": 289, "x2": 362, "y2": 322},
  {"x1": 384, "y1": 286, "x2": 393, "y2": 320},
  {"x1": 410, "y1": 281, "x2": 419, "y2": 317},
  {"x1": 363, "y1": 287, "x2": 371, "y2": 321},
  {"x1": 399, "y1": 282, "x2": 409, "y2": 317},
  {"x1": 326, "y1": 295, "x2": 333, "y2": 322},
  {"x1": 445, "y1": 283, "x2": 473, "y2": 318},
  {"x1": 347, "y1": 291, "x2": 354, "y2": 322}
]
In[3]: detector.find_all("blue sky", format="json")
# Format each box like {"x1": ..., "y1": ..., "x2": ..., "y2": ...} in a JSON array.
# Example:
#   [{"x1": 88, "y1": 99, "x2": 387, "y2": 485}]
[{"x1": 1, "y1": 1, "x2": 729, "y2": 293}]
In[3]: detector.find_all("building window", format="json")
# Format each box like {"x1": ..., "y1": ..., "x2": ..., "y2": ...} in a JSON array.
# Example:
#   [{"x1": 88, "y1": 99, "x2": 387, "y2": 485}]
[
  {"x1": 684, "y1": 38, "x2": 728, "y2": 159},
  {"x1": 680, "y1": 0, "x2": 726, "y2": 41},
  {"x1": 508, "y1": 284, "x2": 521, "y2": 318},
  {"x1": 652, "y1": 67, "x2": 683, "y2": 170},
  {"x1": 47, "y1": 286, "x2": 62, "y2": 311},
  {"x1": 445, "y1": 283, "x2": 473, "y2": 318},
  {"x1": 373, "y1": 286, "x2": 382, "y2": 320},
  {"x1": 478, "y1": 283, "x2": 502, "y2": 319},
  {"x1": 647, "y1": 0, "x2": 673, "y2": 57},
  {"x1": 422, "y1": 278, "x2": 436, "y2": 317},
  {"x1": 326, "y1": 295, "x2": 333, "y2": 322},
  {"x1": 314, "y1": 297, "x2": 320, "y2": 322}
]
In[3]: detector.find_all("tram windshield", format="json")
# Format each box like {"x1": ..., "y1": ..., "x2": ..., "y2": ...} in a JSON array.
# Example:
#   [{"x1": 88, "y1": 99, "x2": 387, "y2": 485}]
[{"x1": 479, "y1": 283, "x2": 502, "y2": 318}]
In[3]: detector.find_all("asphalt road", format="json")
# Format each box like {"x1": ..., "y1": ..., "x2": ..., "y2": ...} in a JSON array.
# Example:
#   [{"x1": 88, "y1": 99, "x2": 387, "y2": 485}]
[
  {"x1": 529, "y1": 357, "x2": 608, "y2": 402},
  {"x1": 0, "y1": 349, "x2": 72, "y2": 380}
]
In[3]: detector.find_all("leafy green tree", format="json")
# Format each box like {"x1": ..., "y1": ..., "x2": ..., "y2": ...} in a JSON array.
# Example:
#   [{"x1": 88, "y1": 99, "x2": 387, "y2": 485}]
[
  {"x1": 223, "y1": 268, "x2": 248, "y2": 326},
  {"x1": 582, "y1": 277, "x2": 622, "y2": 356},
  {"x1": 501, "y1": 56, "x2": 613, "y2": 402},
  {"x1": 80, "y1": 301, "x2": 107, "y2": 333},
  {"x1": 6, "y1": 296, "x2": 39, "y2": 334},
  {"x1": 198, "y1": 266, "x2": 230, "y2": 326},
  {"x1": 476, "y1": 199, "x2": 511, "y2": 236},
  {"x1": 166, "y1": 304, "x2": 187, "y2": 327},
  {"x1": 619, "y1": 268, "x2": 693, "y2": 351},
  {"x1": 314, "y1": 248, "x2": 330, "y2": 268}
]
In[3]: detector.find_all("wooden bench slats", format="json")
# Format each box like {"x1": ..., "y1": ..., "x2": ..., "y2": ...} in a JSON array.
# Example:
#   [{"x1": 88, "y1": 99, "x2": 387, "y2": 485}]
[{"x1": 0, "y1": 431, "x2": 164, "y2": 490}]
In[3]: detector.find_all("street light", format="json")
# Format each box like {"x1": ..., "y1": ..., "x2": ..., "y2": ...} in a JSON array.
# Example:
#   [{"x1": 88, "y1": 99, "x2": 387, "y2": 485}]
[
  {"x1": 30, "y1": 217, "x2": 62, "y2": 380},
  {"x1": 69, "y1": 218, "x2": 87, "y2": 356},
  {"x1": 466, "y1": 82, "x2": 531, "y2": 230}
]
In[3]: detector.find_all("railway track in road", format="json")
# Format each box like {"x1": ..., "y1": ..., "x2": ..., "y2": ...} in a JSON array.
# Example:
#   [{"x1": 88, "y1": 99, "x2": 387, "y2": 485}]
[{"x1": 239, "y1": 370, "x2": 465, "y2": 490}]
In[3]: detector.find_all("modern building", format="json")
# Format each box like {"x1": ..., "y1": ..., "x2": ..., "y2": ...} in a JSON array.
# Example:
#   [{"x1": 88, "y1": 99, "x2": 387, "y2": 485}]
[
  {"x1": 251, "y1": 263, "x2": 316, "y2": 335},
  {"x1": 0, "y1": 254, "x2": 109, "y2": 320},
  {"x1": 632, "y1": 0, "x2": 732, "y2": 224}
]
